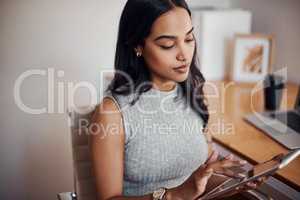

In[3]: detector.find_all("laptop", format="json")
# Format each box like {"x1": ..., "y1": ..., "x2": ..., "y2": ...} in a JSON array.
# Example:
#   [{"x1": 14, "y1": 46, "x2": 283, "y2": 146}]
[{"x1": 244, "y1": 86, "x2": 300, "y2": 149}]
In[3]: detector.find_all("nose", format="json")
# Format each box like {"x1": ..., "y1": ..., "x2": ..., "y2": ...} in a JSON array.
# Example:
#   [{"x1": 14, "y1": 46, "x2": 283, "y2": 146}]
[
  {"x1": 176, "y1": 44, "x2": 188, "y2": 63},
  {"x1": 177, "y1": 54, "x2": 186, "y2": 62}
]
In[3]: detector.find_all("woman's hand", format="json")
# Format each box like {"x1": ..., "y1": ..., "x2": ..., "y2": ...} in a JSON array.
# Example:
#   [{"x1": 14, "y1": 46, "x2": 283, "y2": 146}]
[
  {"x1": 213, "y1": 176, "x2": 269, "y2": 200},
  {"x1": 166, "y1": 150, "x2": 248, "y2": 200},
  {"x1": 238, "y1": 176, "x2": 269, "y2": 190},
  {"x1": 205, "y1": 151, "x2": 269, "y2": 199},
  {"x1": 204, "y1": 150, "x2": 248, "y2": 179}
]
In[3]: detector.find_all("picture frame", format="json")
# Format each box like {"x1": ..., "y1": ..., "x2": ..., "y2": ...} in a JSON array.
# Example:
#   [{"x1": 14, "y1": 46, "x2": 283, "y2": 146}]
[{"x1": 231, "y1": 33, "x2": 275, "y2": 82}]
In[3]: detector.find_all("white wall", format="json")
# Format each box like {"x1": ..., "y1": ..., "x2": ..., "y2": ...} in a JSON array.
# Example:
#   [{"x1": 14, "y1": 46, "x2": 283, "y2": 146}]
[
  {"x1": 0, "y1": 0, "x2": 126, "y2": 199},
  {"x1": 186, "y1": 0, "x2": 231, "y2": 9},
  {"x1": 229, "y1": 0, "x2": 300, "y2": 83}
]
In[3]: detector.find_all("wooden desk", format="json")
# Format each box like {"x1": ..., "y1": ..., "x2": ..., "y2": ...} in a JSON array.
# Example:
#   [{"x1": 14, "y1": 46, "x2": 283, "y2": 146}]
[{"x1": 205, "y1": 81, "x2": 300, "y2": 190}]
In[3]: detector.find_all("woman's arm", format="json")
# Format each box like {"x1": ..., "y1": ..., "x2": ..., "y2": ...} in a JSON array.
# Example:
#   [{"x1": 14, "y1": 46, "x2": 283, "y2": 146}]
[
  {"x1": 89, "y1": 98, "x2": 181, "y2": 200},
  {"x1": 89, "y1": 97, "x2": 126, "y2": 200}
]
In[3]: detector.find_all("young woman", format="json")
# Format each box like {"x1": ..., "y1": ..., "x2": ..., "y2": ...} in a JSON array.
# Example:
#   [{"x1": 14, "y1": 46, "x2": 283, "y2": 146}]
[{"x1": 90, "y1": 0, "x2": 262, "y2": 199}]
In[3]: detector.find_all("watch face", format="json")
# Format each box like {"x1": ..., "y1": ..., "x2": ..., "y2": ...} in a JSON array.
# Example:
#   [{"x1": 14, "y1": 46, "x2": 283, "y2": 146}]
[{"x1": 153, "y1": 188, "x2": 165, "y2": 199}]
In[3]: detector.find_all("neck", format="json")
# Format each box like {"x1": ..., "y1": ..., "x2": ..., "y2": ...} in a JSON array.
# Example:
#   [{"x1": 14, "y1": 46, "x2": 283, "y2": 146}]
[{"x1": 151, "y1": 77, "x2": 177, "y2": 92}]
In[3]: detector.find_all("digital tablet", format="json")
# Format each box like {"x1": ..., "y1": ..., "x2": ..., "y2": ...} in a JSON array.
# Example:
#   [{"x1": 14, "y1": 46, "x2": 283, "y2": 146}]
[{"x1": 199, "y1": 148, "x2": 300, "y2": 200}]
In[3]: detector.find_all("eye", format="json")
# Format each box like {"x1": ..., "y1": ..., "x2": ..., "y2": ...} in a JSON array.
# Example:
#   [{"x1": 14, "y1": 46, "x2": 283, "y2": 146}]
[
  {"x1": 160, "y1": 45, "x2": 175, "y2": 50},
  {"x1": 185, "y1": 37, "x2": 195, "y2": 43}
]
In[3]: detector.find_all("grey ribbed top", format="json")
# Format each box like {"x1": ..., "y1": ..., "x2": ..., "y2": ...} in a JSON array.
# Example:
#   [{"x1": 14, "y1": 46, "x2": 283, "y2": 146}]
[{"x1": 104, "y1": 82, "x2": 208, "y2": 196}]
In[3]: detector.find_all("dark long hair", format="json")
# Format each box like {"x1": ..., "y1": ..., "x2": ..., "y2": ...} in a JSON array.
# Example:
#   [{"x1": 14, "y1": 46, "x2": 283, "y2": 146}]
[{"x1": 107, "y1": 0, "x2": 209, "y2": 129}]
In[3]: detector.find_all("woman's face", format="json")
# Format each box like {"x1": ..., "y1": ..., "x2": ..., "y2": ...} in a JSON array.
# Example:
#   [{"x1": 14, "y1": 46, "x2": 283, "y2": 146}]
[{"x1": 139, "y1": 7, "x2": 195, "y2": 87}]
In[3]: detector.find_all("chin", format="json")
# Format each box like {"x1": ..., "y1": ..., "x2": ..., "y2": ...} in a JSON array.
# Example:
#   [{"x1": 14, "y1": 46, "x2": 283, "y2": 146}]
[{"x1": 172, "y1": 73, "x2": 189, "y2": 82}]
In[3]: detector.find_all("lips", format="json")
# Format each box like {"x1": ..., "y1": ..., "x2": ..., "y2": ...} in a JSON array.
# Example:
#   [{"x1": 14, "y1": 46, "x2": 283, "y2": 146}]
[
  {"x1": 173, "y1": 64, "x2": 188, "y2": 70},
  {"x1": 173, "y1": 64, "x2": 189, "y2": 73}
]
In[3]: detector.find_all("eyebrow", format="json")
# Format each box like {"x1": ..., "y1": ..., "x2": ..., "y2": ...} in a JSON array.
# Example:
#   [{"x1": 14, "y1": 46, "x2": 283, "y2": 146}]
[{"x1": 154, "y1": 27, "x2": 194, "y2": 41}]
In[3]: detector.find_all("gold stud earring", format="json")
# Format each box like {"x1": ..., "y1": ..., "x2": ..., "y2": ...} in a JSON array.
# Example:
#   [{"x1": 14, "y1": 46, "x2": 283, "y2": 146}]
[{"x1": 136, "y1": 51, "x2": 142, "y2": 57}]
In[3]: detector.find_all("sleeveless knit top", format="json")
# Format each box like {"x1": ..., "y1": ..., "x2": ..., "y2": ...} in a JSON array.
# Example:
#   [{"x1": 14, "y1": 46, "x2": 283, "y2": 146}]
[{"x1": 103, "y1": 82, "x2": 208, "y2": 196}]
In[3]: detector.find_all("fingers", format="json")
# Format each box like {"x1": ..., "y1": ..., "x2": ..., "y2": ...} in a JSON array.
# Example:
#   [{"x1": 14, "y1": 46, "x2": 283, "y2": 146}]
[
  {"x1": 220, "y1": 168, "x2": 235, "y2": 177},
  {"x1": 213, "y1": 153, "x2": 247, "y2": 166},
  {"x1": 195, "y1": 168, "x2": 214, "y2": 194},
  {"x1": 196, "y1": 166, "x2": 213, "y2": 178},
  {"x1": 235, "y1": 182, "x2": 257, "y2": 192},
  {"x1": 255, "y1": 176, "x2": 269, "y2": 186},
  {"x1": 205, "y1": 153, "x2": 249, "y2": 179},
  {"x1": 194, "y1": 165, "x2": 213, "y2": 179},
  {"x1": 218, "y1": 169, "x2": 247, "y2": 179},
  {"x1": 234, "y1": 176, "x2": 270, "y2": 193},
  {"x1": 206, "y1": 150, "x2": 219, "y2": 164},
  {"x1": 259, "y1": 175, "x2": 269, "y2": 182},
  {"x1": 203, "y1": 168, "x2": 214, "y2": 177},
  {"x1": 221, "y1": 159, "x2": 247, "y2": 167},
  {"x1": 223, "y1": 154, "x2": 247, "y2": 165},
  {"x1": 225, "y1": 154, "x2": 234, "y2": 160},
  {"x1": 257, "y1": 177, "x2": 264, "y2": 183},
  {"x1": 209, "y1": 158, "x2": 247, "y2": 170},
  {"x1": 235, "y1": 176, "x2": 269, "y2": 193},
  {"x1": 246, "y1": 182, "x2": 257, "y2": 189}
]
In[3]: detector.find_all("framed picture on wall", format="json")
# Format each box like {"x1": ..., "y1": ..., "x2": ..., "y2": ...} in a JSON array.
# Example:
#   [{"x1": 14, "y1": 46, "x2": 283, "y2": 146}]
[{"x1": 231, "y1": 34, "x2": 274, "y2": 82}]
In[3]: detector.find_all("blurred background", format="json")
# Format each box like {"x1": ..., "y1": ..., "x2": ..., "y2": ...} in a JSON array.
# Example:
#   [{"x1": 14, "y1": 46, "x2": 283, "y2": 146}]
[{"x1": 0, "y1": 0, "x2": 299, "y2": 199}]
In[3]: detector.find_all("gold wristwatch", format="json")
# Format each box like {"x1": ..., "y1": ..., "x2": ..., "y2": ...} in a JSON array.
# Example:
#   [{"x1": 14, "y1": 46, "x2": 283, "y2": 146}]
[{"x1": 152, "y1": 187, "x2": 167, "y2": 200}]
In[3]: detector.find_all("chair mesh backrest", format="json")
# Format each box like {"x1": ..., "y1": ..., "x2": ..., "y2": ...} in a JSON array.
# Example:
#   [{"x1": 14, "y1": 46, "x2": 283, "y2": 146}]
[{"x1": 68, "y1": 106, "x2": 97, "y2": 200}]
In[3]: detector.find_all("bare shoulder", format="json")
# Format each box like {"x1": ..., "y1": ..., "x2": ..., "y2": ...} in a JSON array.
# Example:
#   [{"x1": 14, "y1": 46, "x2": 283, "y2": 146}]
[
  {"x1": 90, "y1": 96, "x2": 124, "y2": 141},
  {"x1": 91, "y1": 96, "x2": 121, "y2": 123}
]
